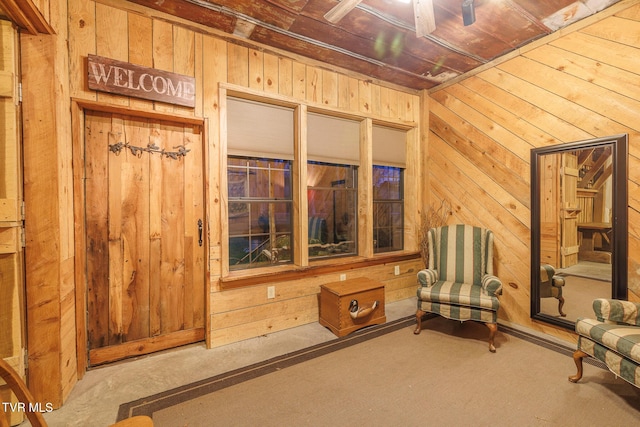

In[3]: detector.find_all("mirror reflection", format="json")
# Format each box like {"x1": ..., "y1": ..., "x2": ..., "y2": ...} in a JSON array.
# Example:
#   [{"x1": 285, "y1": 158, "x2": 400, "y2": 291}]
[
  {"x1": 531, "y1": 135, "x2": 627, "y2": 329},
  {"x1": 538, "y1": 146, "x2": 612, "y2": 322}
]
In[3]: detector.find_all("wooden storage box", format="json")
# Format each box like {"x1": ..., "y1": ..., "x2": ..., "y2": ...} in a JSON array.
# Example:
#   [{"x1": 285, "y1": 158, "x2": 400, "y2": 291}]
[{"x1": 319, "y1": 277, "x2": 386, "y2": 337}]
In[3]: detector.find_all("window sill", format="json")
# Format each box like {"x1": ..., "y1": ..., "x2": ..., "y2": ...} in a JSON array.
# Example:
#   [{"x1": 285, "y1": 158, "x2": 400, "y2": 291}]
[{"x1": 219, "y1": 251, "x2": 421, "y2": 290}]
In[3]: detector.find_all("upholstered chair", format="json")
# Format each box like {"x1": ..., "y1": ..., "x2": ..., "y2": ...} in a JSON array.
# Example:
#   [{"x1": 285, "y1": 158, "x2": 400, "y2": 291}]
[
  {"x1": 0, "y1": 359, "x2": 154, "y2": 427},
  {"x1": 414, "y1": 224, "x2": 503, "y2": 352},
  {"x1": 539, "y1": 264, "x2": 566, "y2": 317},
  {"x1": 569, "y1": 298, "x2": 640, "y2": 388}
]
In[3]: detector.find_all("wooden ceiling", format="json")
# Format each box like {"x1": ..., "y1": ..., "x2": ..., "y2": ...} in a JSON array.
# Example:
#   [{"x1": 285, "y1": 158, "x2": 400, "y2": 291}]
[{"x1": 131, "y1": 1, "x2": 618, "y2": 90}]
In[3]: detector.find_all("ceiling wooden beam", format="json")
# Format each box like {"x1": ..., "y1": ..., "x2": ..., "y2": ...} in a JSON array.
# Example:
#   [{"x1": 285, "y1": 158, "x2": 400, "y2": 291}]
[
  {"x1": 414, "y1": 0, "x2": 436, "y2": 37},
  {"x1": 324, "y1": 0, "x2": 363, "y2": 23}
]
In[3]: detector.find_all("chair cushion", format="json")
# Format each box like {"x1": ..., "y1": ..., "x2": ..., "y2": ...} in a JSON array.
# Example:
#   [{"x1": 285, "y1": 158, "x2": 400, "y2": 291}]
[
  {"x1": 576, "y1": 318, "x2": 640, "y2": 365},
  {"x1": 417, "y1": 281, "x2": 499, "y2": 312},
  {"x1": 418, "y1": 301, "x2": 497, "y2": 323}
]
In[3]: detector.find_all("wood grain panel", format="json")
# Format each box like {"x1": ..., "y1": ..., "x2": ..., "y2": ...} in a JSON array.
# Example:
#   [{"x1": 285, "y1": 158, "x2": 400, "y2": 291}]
[
  {"x1": 172, "y1": 25, "x2": 195, "y2": 117},
  {"x1": 306, "y1": 66, "x2": 321, "y2": 104},
  {"x1": 202, "y1": 35, "x2": 226, "y2": 287},
  {"x1": 460, "y1": 75, "x2": 588, "y2": 144},
  {"x1": 321, "y1": 69, "x2": 338, "y2": 108},
  {"x1": 429, "y1": 3, "x2": 640, "y2": 342},
  {"x1": 227, "y1": 43, "x2": 249, "y2": 87},
  {"x1": 26, "y1": 0, "x2": 429, "y2": 405},
  {"x1": 107, "y1": 116, "x2": 124, "y2": 344},
  {"x1": 581, "y1": 15, "x2": 640, "y2": 47},
  {"x1": 248, "y1": 48, "x2": 264, "y2": 91},
  {"x1": 209, "y1": 259, "x2": 421, "y2": 347},
  {"x1": 358, "y1": 80, "x2": 371, "y2": 114},
  {"x1": 152, "y1": 19, "x2": 174, "y2": 113},
  {"x1": 124, "y1": 119, "x2": 151, "y2": 341},
  {"x1": 498, "y1": 56, "x2": 640, "y2": 133},
  {"x1": 68, "y1": 0, "x2": 96, "y2": 100},
  {"x1": 263, "y1": 52, "x2": 279, "y2": 94},
  {"x1": 85, "y1": 111, "x2": 111, "y2": 349},
  {"x1": 95, "y1": 3, "x2": 128, "y2": 106},
  {"x1": 292, "y1": 61, "x2": 306, "y2": 100},
  {"x1": 436, "y1": 85, "x2": 533, "y2": 161},
  {"x1": 524, "y1": 44, "x2": 640, "y2": 102},
  {"x1": 277, "y1": 56, "x2": 293, "y2": 97},
  {"x1": 430, "y1": 107, "x2": 530, "y2": 208},
  {"x1": 128, "y1": 13, "x2": 154, "y2": 111},
  {"x1": 84, "y1": 111, "x2": 205, "y2": 364}
]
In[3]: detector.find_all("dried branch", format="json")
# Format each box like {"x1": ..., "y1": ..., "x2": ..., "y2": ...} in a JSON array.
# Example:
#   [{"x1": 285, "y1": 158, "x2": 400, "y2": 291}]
[{"x1": 418, "y1": 198, "x2": 451, "y2": 267}]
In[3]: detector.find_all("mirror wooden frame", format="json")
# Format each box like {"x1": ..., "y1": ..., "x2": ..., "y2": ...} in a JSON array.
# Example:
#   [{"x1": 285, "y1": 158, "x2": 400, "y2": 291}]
[{"x1": 530, "y1": 134, "x2": 628, "y2": 329}]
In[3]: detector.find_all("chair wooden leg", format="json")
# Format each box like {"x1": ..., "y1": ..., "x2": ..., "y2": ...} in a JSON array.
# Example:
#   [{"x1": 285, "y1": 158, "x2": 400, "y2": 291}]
[
  {"x1": 414, "y1": 309, "x2": 425, "y2": 335},
  {"x1": 568, "y1": 349, "x2": 589, "y2": 383},
  {"x1": 486, "y1": 322, "x2": 497, "y2": 352},
  {"x1": 558, "y1": 296, "x2": 566, "y2": 317}
]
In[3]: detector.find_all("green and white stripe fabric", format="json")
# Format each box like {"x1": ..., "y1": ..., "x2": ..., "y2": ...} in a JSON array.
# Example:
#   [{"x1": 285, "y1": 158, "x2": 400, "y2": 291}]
[
  {"x1": 593, "y1": 298, "x2": 640, "y2": 326},
  {"x1": 575, "y1": 299, "x2": 640, "y2": 388},
  {"x1": 428, "y1": 224, "x2": 488, "y2": 285},
  {"x1": 417, "y1": 224, "x2": 501, "y2": 324},
  {"x1": 539, "y1": 264, "x2": 564, "y2": 299}
]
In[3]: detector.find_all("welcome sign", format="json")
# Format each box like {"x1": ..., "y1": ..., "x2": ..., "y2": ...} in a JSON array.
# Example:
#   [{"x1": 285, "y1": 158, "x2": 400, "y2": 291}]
[{"x1": 87, "y1": 54, "x2": 196, "y2": 108}]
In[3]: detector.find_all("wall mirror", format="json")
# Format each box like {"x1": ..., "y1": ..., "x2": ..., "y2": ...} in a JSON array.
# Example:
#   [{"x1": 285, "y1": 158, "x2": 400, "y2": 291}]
[{"x1": 531, "y1": 135, "x2": 628, "y2": 330}]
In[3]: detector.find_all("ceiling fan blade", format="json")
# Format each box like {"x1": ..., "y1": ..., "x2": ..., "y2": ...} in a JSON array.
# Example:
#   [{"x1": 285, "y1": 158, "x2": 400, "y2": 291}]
[
  {"x1": 413, "y1": 0, "x2": 436, "y2": 37},
  {"x1": 324, "y1": 0, "x2": 364, "y2": 23}
]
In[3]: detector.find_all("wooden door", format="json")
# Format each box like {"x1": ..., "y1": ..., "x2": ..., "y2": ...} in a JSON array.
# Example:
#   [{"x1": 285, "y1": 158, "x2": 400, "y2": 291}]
[
  {"x1": 84, "y1": 111, "x2": 205, "y2": 366},
  {"x1": 560, "y1": 152, "x2": 579, "y2": 268},
  {"x1": 539, "y1": 154, "x2": 560, "y2": 267}
]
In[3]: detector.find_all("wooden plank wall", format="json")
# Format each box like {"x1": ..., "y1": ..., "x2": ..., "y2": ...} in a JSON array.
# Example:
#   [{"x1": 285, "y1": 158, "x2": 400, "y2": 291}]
[
  {"x1": 66, "y1": 0, "x2": 424, "y2": 356},
  {"x1": 428, "y1": 1, "x2": 640, "y2": 342},
  {"x1": 19, "y1": 0, "x2": 640, "y2": 408},
  {"x1": 0, "y1": 18, "x2": 25, "y2": 426}
]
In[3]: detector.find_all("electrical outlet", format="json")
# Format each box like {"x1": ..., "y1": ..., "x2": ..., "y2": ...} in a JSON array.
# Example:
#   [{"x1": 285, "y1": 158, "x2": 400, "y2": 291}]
[
  {"x1": 340, "y1": 273, "x2": 346, "y2": 281},
  {"x1": 267, "y1": 286, "x2": 275, "y2": 299},
  {"x1": 394, "y1": 265, "x2": 400, "y2": 276}
]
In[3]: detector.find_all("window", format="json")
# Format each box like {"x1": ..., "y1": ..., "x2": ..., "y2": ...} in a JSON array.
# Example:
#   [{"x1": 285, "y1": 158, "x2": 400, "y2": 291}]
[
  {"x1": 225, "y1": 95, "x2": 412, "y2": 275},
  {"x1": 307, "y1": 162, "x2": 358, "y2": 258},
  {"x1": 372, "y1": 125, "x2": 406, "y2": 253},
  {"x1": 228, "y1": 157, "x2": 293, "y2": 270},
  {"x1": 307, "y1": 113, "x2": 360, "y2": 259},
  {"x1": 227, "y1": 98, "x2": 294, "y2": 270},
  {"x1": 373, "y1": 166, "x2": 403, "y2": 252}
]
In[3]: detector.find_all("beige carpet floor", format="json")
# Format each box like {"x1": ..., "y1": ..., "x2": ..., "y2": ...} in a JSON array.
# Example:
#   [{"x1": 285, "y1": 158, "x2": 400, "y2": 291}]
[
  {"x1": 556, "y1": 261, "x2": 611, "y2": 282},
  {"x1": 539, "y1": 275, "x2": 611, "y2": 323},
  {"x1": 120, "y1": 316, "x2": 640, "y2": 427}
]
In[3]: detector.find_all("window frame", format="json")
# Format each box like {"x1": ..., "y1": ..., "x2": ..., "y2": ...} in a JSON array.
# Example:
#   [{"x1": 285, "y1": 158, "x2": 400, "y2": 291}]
[
  {"x1": 219, "y1": 86, "x2": 418, "y2": 285},
  {"x1": 306, "y1": 160, "x2": 359, "y2": 260},
  {"x1": 372, "y1": 165, "x2": 405, "y2": 254},
  {"x1": 227, "y1": 157, "x2": 294, "y2": 270}
]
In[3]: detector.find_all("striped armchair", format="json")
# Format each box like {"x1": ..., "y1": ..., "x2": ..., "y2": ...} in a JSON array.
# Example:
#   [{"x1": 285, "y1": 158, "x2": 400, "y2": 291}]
[
  {"x1": 569, "y1": 299, "x2": 640, "y2": 388},
  {"x1": 540, "y1": 264, "x2": 566, "y2": 317},
  {"x1": 414, "y1": 224, "x2": 503, "y2": 352}
]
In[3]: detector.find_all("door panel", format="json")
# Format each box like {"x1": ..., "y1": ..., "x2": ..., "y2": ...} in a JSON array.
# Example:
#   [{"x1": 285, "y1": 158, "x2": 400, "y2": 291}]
[{"x1": 85, "y1": 111, "x2": 205, "y2": 365}]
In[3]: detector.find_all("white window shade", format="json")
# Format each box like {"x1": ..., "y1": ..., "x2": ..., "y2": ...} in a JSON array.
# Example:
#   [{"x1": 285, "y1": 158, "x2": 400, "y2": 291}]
[
  {"x1": 307, "y1": 113, "x2": 360, "y2": 165},
  {"x1": 373, "y1": 125, "x2": 406, "y2": 168},
  {"x1": 227, "y1": 97, "x2": 294, "y2": 160}
]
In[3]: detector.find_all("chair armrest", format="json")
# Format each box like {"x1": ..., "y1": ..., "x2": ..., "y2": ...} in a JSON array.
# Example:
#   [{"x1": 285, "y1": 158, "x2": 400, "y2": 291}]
[
  {"x1": 417, "y1": 269, "x2": 438, "y2": 287},
  {"x1": 482, "y1": 274, "x2": 503, "y2": 296},
  {"x1": 593, "y1": 298, "x2": 640, "y2": 326},
  {"x1": 552, "y1": 276, "x2": 565, "y2": 288}
]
